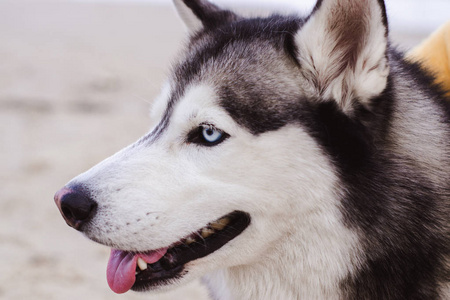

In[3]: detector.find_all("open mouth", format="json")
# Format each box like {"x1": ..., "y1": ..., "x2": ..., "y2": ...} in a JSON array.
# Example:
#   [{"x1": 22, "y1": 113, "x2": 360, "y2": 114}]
[{"x1": 106, "y1": 211, "x2": 251, "y2": 294}]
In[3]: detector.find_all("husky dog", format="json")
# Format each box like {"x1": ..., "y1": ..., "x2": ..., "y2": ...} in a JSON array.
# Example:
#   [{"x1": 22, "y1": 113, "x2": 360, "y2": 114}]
[{"x1": 54, "y1": 0, "x2": 450, "y2": 299}]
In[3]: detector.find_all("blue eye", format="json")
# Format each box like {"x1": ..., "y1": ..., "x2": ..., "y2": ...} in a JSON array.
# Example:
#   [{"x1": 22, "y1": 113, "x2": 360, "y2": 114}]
[
  {"x1": 202, "y1": 127, "x2": 223, "y2": 143},
  {"x1": 187, "y1": 124, "x2": 229, "y2": 146}
]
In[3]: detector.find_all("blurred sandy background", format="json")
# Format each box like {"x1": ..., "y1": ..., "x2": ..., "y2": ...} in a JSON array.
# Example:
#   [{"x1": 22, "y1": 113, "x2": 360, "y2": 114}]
[{"x1": 0, "y1": 1, "x2": 444, "y2": 299}]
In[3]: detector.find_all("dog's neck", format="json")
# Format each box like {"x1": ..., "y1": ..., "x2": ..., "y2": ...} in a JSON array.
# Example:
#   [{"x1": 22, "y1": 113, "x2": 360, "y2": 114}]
[
  {"x1": 202, "y1": 214, "x2": 360, "y2": 300},
  {"x1": 203, "y1": 258, "x2": 303, "y2": 300}
]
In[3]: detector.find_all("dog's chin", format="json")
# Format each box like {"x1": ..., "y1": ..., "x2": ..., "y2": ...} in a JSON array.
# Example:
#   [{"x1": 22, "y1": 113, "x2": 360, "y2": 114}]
[{"x1": 106, "y1": 211, "x2": 251, "y2": 293}]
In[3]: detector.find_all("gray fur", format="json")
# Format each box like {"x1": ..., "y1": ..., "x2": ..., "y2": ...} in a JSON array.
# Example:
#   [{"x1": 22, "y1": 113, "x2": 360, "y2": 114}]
[
  {"x1": 55, "y1": 0, "x2": 450, "y2": 299},
  {"x1": 169, "y1": 0, "x2": 450, "y2": 297}
]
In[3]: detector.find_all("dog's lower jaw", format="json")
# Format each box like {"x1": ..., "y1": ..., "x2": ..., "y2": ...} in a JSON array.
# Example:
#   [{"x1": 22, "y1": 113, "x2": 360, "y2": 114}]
[{"x1": 200, "y1": 202, "x2": 362, "y2": 300}]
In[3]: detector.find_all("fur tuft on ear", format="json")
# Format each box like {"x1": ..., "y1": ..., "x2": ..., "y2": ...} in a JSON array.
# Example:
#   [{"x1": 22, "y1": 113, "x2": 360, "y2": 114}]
[
  {"x1": 173, "y1": 0, "x2": 239, "y2": 34},
  {"x1": 295, "y1": 0, "x2": 390, "y2": 114}
]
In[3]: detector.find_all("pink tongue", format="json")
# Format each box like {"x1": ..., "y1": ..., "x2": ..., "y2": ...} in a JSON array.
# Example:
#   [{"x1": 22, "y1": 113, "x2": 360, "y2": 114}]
[{"x1": 106, "y1": 248, "x2": 168, "y2": 294}]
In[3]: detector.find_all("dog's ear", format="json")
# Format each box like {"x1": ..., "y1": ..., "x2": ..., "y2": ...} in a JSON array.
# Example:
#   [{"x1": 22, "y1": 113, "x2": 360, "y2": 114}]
[
  {"x1": 173, "y1": 0, "x2": 239, "y2": 34},
  {"x1": 295, "y1": 0, "x2": 389, "y2": 114}
]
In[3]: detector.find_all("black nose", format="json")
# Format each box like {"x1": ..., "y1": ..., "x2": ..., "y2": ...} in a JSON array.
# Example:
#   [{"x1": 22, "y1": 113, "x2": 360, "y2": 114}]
[{"x1": 54, "y1": 186, "x2": 97, "y2": 231}]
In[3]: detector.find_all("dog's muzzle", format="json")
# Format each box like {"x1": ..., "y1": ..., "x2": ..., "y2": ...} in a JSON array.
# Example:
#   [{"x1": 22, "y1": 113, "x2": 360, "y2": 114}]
[{"x1": 54, "y1": 186, "x2": 97, "y2": 231}]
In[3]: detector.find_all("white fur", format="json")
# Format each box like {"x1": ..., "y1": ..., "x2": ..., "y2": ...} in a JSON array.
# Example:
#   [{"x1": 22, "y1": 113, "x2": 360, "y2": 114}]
[
  {"x1": 149, "y1": 81, "x2": 171, "y2": 127},
  {"x1": 60, "y1": 0, "x2": 449, "y2": 298},
  {"x1": 69, "y1": 84, "x2": 362, "y2": 299},
  {"x1": 295, "y1": 0, "x2": 389, "y2": 114}
]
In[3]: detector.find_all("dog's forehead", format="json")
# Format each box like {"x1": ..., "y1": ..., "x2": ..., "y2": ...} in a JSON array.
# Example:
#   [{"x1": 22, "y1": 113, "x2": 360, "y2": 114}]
[
  {"x1": 167, "y1": 15, "x2": 308, "y2": 134},
  {"x1": 173, "y1": 15, "x2": 302, "y2": 85}
]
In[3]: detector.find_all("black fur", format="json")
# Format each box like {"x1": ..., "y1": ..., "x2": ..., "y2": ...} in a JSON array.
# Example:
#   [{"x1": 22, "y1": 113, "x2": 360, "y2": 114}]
[
  {"x1": 142, "y1": 14, "x2": 304, "y2": 140},
  {"x1": 174, "y1": 15, "x2": 302, "y2": 86},
  {"x1": 137, "y1": 96, "x2": 174, "y2": 146},
  {"x1": 168, "y1": 3, "x2": 449, "y2": 298},
  {"x1": 294, "y1": 49, "x2": 448, "y2": 299},
  {"x1": 181, "y1": 0, "x2": 238, "y2": 29},
  {"x1": 300, "y1": 52, "x2": 448, "y2": 298},
  {"x1": 54, "y1": 1, "x2": 449, "y2": 297}
]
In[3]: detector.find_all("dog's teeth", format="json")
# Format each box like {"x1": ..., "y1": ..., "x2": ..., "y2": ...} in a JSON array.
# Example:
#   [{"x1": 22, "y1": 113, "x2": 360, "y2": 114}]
[
  {"x1": 219, "y1": 217, "x2": 231, "y2": 225},
  {"x1": 137, "y1": 257, "x2": 148, "y2": 271},
  {"x1": 186, "y1": 237, "x2": 195, "y2": 245},
  {"x1": 201, "y1": 228, "x2": 215, "y2": 238},
  {"x1": 210, "y1": 217, "x2": 230, "y2": 231}
]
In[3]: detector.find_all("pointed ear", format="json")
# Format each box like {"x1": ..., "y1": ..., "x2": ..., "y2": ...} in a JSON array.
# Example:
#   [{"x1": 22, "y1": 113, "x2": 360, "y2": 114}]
[
  {"x1": 295, "y1": 0, "x2": 390, "y2": 113},
  {"x1": 173, "y1": 0, "x2": 239, "y2": 34}
]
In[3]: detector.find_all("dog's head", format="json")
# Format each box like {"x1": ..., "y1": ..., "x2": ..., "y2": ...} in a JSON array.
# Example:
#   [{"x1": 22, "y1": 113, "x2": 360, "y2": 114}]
[{"x1": 55, "y1": 0, "x2": 389, "y2": 294}]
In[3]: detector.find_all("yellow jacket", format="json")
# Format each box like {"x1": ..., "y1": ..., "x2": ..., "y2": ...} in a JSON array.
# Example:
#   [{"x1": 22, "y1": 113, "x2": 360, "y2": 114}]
[{"x1": 407, "y1": 21, "x2": 450, "y2": 98}]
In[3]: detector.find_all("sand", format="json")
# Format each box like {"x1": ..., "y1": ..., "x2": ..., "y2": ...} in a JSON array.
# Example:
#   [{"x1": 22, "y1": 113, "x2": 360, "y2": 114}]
[{"x1": 0, "y1": 1, "x2": 427, "y2": 299}]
